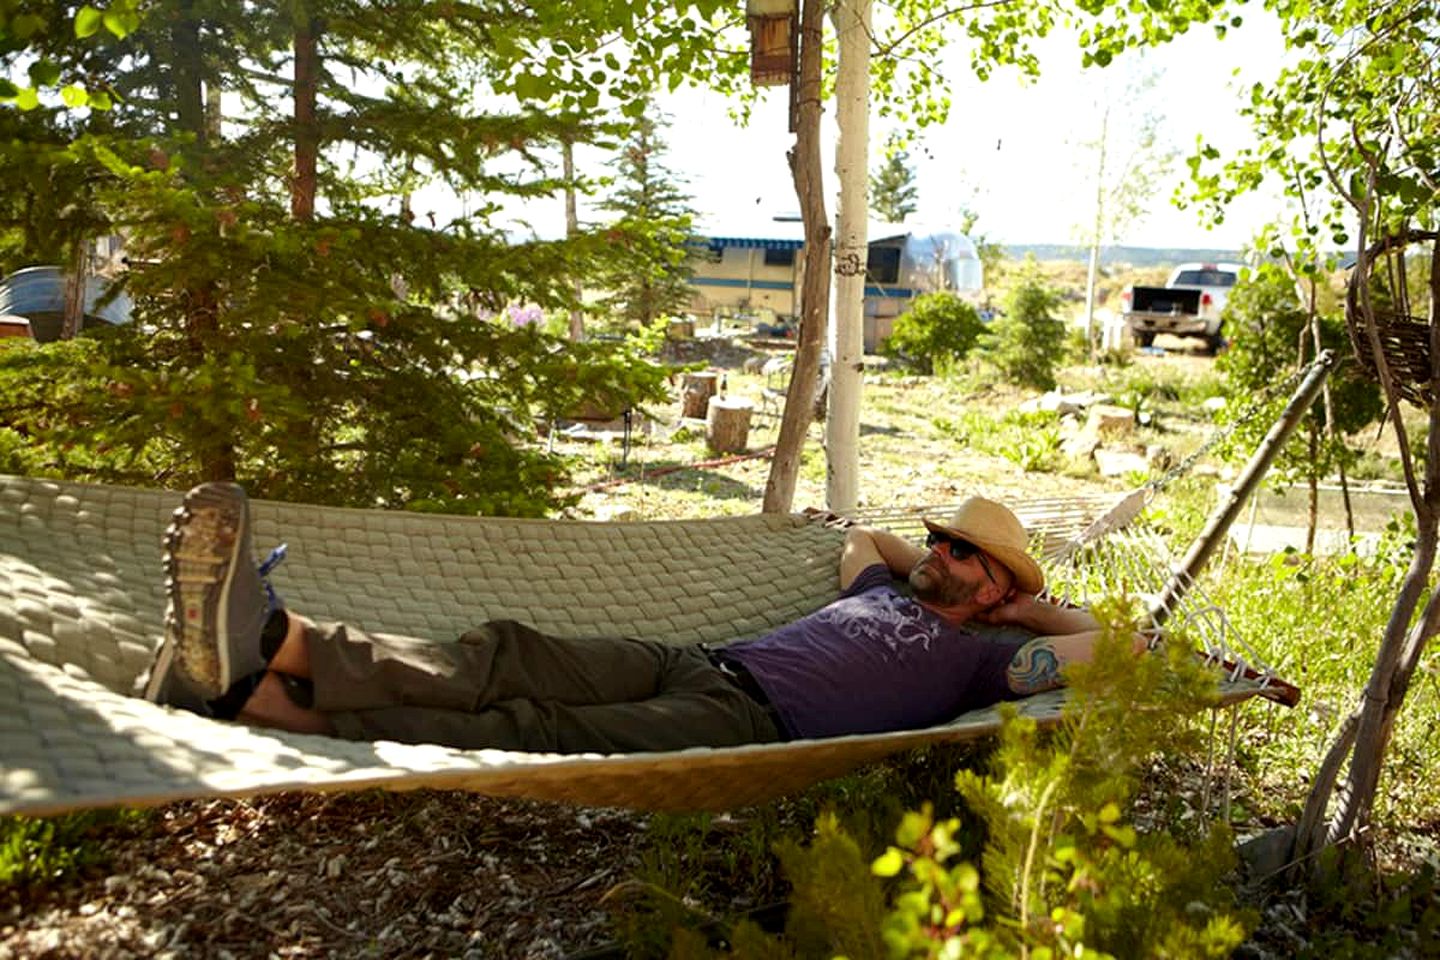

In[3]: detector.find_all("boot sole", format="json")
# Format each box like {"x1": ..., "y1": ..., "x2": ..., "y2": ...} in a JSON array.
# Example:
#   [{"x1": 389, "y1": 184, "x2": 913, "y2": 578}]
[{"x1": 162, "y1": 483, "x2": 248, "y2": 699}]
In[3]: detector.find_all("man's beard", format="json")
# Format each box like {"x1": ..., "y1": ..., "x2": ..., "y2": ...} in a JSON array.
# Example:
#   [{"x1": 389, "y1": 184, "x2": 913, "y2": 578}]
[{"x1": 909, "y1": 553, "x2": 979, "y2": 607}]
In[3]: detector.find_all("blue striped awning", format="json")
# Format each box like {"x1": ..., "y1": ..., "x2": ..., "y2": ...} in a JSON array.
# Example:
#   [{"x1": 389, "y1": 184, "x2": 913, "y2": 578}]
[{"x1": 687, "y1": 236, "x2": 805, "y2": 251}]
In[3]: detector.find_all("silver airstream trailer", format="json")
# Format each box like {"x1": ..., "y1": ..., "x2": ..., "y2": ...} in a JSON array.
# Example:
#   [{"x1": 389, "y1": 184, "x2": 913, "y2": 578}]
[{"x1": 688, "y1": 217, "x2": 983, "y2": 351}]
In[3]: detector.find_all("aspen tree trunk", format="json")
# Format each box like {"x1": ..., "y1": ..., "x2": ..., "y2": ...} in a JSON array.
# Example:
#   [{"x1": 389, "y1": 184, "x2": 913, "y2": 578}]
[
  {"x1": 206, "y1": 76, "x2": 222, "y2": 141},
  {"x1": 563, "y1": 138, "x2": 584, "y2": 341},
  {"x1": 1083, "y1": 105, "x2": 1109, "y2": 360},
  {"x1": 762, "y1": 0, "x2": 829, "y2": 513},
  {"x1": 825, "y1": 0, "x2": 870, "y2": 515},
  {"x1": 1294, "y1": 236, "x2": 1440, "y2": 875}
]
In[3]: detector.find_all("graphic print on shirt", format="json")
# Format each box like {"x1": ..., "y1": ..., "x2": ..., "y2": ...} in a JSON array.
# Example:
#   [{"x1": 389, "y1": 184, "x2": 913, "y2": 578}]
[{"x1": 812, "y1": 588, "x2": 937, "y2": 653}]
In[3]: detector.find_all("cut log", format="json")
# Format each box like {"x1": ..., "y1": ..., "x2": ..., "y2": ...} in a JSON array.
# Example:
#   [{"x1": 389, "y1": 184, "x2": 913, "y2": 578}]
[
  {"x1": 681, "y1": 371, "x2": 719, "y2": 419},
  {"x1": 706, "y1": 396, "x2": 754, "y2": 454},
  {"x1": 667, "y1": 318, "x2": 695, "y2": 340}
]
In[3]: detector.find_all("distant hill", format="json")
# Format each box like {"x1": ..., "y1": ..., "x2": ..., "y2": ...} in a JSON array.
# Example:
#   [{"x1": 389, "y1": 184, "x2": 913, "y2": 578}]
[{"x1": 1004, "y1": 243, "x2": 1245, "y2": 267}]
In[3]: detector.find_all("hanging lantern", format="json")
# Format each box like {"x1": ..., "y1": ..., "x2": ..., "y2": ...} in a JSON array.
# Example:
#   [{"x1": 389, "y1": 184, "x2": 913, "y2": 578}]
[{"x1": 747, "y1": 0, "x2": 797, "y2": 87}]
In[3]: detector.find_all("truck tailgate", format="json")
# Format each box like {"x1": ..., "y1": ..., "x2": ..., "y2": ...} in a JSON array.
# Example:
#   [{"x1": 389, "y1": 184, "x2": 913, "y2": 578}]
[{"x1": 1130, "y1": 286, "x2": 1201, "y2": 315}]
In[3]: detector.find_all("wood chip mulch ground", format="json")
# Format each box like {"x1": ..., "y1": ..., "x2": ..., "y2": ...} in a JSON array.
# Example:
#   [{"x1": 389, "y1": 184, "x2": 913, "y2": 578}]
[{"x1": 2, "y1": 791, "x2": 651, "y2": 959}]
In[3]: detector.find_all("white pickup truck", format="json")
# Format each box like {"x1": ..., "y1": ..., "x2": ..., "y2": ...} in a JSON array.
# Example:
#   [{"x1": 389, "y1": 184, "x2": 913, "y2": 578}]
[{"x1": 1121, "y1": 262, "x2": 1243, "y2": 354}]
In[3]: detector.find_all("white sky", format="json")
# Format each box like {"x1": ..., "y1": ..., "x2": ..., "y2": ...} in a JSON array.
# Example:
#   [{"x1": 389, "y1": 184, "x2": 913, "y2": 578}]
[{"x1": 427, "y1": 9, "x2": 1295, "y2": 251}]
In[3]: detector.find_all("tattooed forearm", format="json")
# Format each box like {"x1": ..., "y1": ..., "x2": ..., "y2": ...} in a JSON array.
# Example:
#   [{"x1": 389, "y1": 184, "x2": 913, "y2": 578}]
[{"x1": 1007, "y1": 640, "x2": 1062, "y2": 695}]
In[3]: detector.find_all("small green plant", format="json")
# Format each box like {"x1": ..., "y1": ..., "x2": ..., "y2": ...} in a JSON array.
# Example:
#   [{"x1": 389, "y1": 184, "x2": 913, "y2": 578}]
[
  {"x1": 864, "y1": 601, "x2": 1249, "y2": 958},
  {"x1": 0, "y1": 809, "x2": 144, "y2": 890},
  {"x1": 883, "y1": 292, "x2": 987, "y2": 375},
  {"x1": 934, "y1": 408, "x2": 1063, "y2": 473},
  {"x1": 998, "y1": 426, "x2": 1061, "y2": 472},
  {"x1": 983, "y1": 263, "x2": 1068, "y2": 390}
]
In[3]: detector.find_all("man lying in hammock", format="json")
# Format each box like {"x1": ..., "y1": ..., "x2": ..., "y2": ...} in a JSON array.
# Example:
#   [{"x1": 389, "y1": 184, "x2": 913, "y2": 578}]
[{"x1": 144, "y1": 483, "x2": 1105, "y2": 752}]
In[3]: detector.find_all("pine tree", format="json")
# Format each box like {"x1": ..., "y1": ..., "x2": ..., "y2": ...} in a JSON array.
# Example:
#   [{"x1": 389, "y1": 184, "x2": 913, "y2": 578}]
[
  {"x1": 595, "y1": 108, "x2": 697, "y2": 329},
  {"x1": 0, "y1": 0, "x2": 721, "y2": 514},
  {"x1": 869, "y1": 138, "x2": 918, "y2": 223}
]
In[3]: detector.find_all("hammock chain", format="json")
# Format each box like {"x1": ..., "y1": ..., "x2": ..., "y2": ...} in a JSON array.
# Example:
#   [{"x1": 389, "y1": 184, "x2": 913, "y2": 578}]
[{"x1": 1138, "y1": 357, "x2": 1316, "y2": 503}]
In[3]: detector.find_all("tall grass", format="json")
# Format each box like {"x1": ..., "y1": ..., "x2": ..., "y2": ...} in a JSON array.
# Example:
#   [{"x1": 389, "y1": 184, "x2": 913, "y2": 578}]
[
  {"x1": 1208, "y1": 530, "x2": 1440, "y2": 826},
  {"x1": 1155, "y1": 469, "x2": 1440, "y2": 828}
]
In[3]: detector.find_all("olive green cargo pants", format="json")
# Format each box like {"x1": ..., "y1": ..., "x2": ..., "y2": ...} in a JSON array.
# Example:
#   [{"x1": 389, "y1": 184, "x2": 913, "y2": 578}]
[{"x1": 303, "y1": 618, "x2": 782, "y2": 753}]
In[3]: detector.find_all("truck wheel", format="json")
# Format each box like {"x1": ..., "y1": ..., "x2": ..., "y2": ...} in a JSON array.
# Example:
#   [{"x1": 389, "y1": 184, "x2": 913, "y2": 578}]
[
  {"x1": 1133, "y1": 330, "x2": 1154, "y2": 348},
  {"x1": 1204, "y1": 325, "x2": 1226, "y2": 355}
]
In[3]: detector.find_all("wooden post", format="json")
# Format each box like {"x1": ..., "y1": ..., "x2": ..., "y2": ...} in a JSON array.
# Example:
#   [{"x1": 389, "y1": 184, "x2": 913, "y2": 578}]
[
  {"x1": 681, "y1": 371, "x2": 719, "y2": 419},
  {"x1": 707, "y1": 396, "x2": 754, "y2": 453}
]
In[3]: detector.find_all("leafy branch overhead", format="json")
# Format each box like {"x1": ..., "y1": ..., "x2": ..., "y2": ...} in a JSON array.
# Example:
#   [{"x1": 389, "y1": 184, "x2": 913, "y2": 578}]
[
  {"x1": 0, "y1": 1, "x2": 140, "y2": 109},
  {"x1": 865, "y1": 0, "x2": 1247, "y2": 128}
]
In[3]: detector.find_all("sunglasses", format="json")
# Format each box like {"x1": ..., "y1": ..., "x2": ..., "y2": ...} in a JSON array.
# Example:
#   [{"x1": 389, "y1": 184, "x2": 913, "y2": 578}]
[{"x1": 925, "y1": 531, "x2": 998, "y2": 585}]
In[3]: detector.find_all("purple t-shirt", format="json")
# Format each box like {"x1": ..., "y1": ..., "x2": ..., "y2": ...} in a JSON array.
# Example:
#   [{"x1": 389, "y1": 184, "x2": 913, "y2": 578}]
[{"x1": 724, "y1": 564, "x2": 1025, "y2": 739}]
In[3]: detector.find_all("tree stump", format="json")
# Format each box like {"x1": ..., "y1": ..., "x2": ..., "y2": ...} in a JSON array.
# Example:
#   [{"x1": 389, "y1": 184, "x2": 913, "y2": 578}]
[
  {"x1": 706, "y1": 396, "x2": 753, "y2": 454},
  {"x1": 681, "y1": 371, "x2": 719, "y2": 419}
]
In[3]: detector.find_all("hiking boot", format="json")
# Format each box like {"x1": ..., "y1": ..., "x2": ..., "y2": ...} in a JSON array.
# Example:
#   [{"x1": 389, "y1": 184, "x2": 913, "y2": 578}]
[
  {"x1": 154, "y1": 482, "x2": 284, "y2": 700},
  {"x1": 140, "y1": 639, "x2": 214, "y2": 715}
]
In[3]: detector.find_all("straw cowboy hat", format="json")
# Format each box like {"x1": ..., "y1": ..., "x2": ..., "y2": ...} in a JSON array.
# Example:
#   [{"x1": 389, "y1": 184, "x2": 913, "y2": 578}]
[{"x1": 922, "y1": 496, "x2": 1045, "y2": 595}]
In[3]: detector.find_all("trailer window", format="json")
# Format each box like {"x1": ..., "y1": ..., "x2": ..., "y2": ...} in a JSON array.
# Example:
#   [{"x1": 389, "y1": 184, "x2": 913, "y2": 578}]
[
  {"x1": 764, "y1": 247, "x2": 796, "y2": 267},
  {"x1": 866, "y1": 247, "x2": 901, "y2": 284}
]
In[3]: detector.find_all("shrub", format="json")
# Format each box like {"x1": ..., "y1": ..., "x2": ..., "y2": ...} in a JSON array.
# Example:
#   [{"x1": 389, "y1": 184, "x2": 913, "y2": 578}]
[
  {"x1": 883, "y1": 292, "x2": 987, "y2": 375},
  {"x1": 0, "y1": 319, "x2": 671, "y2": 516},
  {"x1": 984, "y1": 266, "x2": 1068, "y2": 390},
  {"x1": 867, "y1": 602, "x2": 1248, "y2": 958},
  {"x1": 1215, "y1": 263, "x2": 1382, "y2": 485}
]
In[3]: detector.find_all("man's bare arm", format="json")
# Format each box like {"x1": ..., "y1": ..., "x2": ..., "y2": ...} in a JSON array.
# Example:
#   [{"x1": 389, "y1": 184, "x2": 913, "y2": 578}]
[
  {"x1": 1005, "y1": 632, "x2": 1100, "y2": 694},
  {"x1": 981, "y1": 595, "x2": 1110, "y2": 696},
  {"x1": 839, "y1": 527, "x2": 924, "y2": 590},
  {"x1": 975, "y1": 592, "x2": 1100, "y2": 635}
]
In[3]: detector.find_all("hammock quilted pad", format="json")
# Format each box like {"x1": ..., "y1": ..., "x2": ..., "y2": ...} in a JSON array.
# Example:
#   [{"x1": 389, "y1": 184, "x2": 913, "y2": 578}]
[{"x1": 0, "y1": 474, "x2": 1265, "y2": 816}]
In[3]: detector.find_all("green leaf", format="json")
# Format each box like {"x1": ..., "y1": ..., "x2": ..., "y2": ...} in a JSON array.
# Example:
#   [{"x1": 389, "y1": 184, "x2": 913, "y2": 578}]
[
  {"x1": 895, "y1": 808, "x2": 932, "y2": 848},
  {"x1": 117, "y1": 7, "x2": 142, "y2": 37},
  {"x1": 87, "y1": 90, "x2": 113, "y2": 110},
  {"x1": 60, "y1": 84, "x2": 89, "y2": 107},
  {"x1": 0, "y1": 80, "x2": 17, "y2": 99},
  {"x1": 103, "y1": 9, "x2": 134, "y2": 39},
  {"x1": 28, "y1": 60, "x2": 61, "y2": 87},
  {"x1": 12, "y1": 13, "x2": 46, "y2": 39},
  {"x1": 75, "y1": 6, "x2": 103, "y2": 38},
  {"x1": 14, "y1": 87, "x2": 40, "y2": 110},
  {"x1": 872, "y1": 847, "x2": 904, "y2": 877},
  {"x1": 512, "y1": 71, "x2": 549, "y2": 101}
]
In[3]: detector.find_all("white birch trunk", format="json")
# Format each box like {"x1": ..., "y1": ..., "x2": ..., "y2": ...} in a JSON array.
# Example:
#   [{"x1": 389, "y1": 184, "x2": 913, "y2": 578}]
[
  {"x1": 1082, "y1": 105, "x2": 1108, "y2": 360},
  {"x1": 563, "y1": 138, "x2": 584, "y2": 341},
  {"x1": 826, "y1": 0, "x2": 870, "y2": 515}
]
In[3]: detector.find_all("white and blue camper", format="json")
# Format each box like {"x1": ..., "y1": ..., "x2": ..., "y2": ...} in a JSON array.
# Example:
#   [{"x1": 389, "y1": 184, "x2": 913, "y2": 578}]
[
  {"x1": 0, "y1": 266, "x2": 133, "y2": 342},
  {"x1": 688, "y1": 217, "x2": 983, "y2": 352}
]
